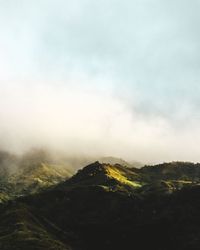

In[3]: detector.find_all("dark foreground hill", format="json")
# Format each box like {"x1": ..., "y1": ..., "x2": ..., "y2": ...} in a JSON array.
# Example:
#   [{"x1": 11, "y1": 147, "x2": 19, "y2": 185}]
[{"x1": 1, "y1": 161, "x2": 200, "y2": 249}]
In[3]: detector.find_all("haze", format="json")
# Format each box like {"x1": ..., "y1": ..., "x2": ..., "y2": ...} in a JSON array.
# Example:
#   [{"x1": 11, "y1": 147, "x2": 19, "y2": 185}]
[{"x1": 0, "y1": 0, "x2": 200, "y2": 163}]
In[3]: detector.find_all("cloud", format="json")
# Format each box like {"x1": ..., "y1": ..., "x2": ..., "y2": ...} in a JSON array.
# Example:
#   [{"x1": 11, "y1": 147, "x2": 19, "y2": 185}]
[
  {"x1": 0, "y1": 1, "x2": 200, "y2": 163},
  {"x1": 0, "y1": 77, "x2": 200, "y2": 163}
]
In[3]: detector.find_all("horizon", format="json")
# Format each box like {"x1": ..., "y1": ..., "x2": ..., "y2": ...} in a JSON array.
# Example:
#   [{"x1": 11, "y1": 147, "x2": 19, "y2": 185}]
[{"x1": 1, "y1": 147, "x2": 200, "y2": 168}]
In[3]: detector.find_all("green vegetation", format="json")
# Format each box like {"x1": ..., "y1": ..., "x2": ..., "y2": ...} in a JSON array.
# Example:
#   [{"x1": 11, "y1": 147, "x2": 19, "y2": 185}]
[
  {"x1": 1, "y1": 159, "x2": 200, "y2": 249},
  {"x1": 8, "y1": 163, "x2": 72, "y2": 196}
]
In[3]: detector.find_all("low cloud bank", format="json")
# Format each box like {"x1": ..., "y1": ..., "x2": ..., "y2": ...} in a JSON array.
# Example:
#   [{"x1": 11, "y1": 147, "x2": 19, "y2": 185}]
[{"x1": 0, "y1": 81, "x2": 199, "y2": 164}]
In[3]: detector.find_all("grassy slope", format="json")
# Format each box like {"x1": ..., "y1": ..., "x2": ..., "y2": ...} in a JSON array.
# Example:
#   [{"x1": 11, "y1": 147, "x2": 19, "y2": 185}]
[{"x1": 1, "y1": 161, "x2": 200, "y2": 249}]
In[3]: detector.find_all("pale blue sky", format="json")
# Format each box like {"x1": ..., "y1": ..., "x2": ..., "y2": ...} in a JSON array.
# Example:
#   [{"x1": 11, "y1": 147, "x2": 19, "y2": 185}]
[{"x1": 0, "y1": 0, "x2": 200, "y2": 162}]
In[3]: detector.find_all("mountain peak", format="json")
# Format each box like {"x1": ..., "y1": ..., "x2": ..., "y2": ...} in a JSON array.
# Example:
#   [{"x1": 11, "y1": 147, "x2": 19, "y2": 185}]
[{"x1": 68, "y1": 161, "x2": 141, "y2": 189}]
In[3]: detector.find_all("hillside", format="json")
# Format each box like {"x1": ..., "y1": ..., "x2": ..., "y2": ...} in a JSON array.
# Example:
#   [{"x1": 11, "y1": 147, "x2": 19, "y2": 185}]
[
  {"x1": 0, "y1": 161, "x2": 200, "y2": 249},
  {"x1": 0, "y1": 149, "x2": 73, "y2": 202},
  {"x1": 7, "y1": 163, "x2": 72, "y2": 196},
  {"x1": 67, "y1": 161, "x2": 141, "y2": 190}
]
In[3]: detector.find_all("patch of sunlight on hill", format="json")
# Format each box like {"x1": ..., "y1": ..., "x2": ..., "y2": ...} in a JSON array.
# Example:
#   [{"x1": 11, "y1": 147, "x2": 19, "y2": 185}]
[{"x1": 105, "y1": 166, "x2": 141, "y2": 188}]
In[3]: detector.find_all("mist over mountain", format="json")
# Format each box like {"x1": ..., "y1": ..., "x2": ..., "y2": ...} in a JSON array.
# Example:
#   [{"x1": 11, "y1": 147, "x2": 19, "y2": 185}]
[
  {"x1": 0, "y1": 148, "x2": 142, "y2": 202},
  {"x1": 0, "y1": 0, "x2": 200, "y2": 249},
  {"x1": 1, "y1": 83, "x2": 200, "y2": 163}
]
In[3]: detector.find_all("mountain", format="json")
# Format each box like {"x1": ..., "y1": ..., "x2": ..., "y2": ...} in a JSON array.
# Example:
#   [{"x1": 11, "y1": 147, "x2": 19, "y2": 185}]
[
  {"x1": 7, "y1": 162, "x2": 72, "y2": 196},
  {"x1": 98, "y1": 156, "x2": 142, "y2": 168},
  {"x1": 67, "y1": 161, "x2": 141, "y2": 190},
  {"x1": 140, "y1": 161, "x2": 200, "y2": 181},
  {"x1": 67, "y1": 161, "x2": 200, "y2": 194},
  {"x1": 1, "y1": 161, "x2": 200, "y2": 249},
  {"x1": 0, "y1": 149, "x2": 73, "y2": 202}
]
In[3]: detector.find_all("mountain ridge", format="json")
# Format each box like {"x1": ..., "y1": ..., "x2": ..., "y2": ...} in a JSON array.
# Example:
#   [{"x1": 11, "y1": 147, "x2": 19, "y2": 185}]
[{"x1": 1, "y1": 160, "x2": 200, "y2": 249}]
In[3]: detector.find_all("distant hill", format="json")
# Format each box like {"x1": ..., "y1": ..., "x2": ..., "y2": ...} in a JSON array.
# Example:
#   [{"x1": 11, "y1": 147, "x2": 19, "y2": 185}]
[
  {"x1": 140, "y1": 161, "x2": 200, "y2": 181},
  {"x1": 8, "y1": 163, "x2": 72, "y2": 196},
  {"x1": 0, "y1": 149, "x2": 73, "y2": 201},
  {"x1": 98, "y1": 156, "x2": 142, "y2": 168}
]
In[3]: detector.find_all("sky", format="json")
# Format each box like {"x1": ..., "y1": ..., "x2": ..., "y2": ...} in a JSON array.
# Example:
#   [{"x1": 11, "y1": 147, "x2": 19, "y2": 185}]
[{"x1": 0, "y1": 0, "x2": 200, "y2": 163}]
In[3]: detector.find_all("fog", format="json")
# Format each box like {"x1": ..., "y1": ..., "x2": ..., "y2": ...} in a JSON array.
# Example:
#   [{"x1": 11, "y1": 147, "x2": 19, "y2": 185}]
[
  {"x1": 0, "y1": 0, "x2": 200, "y2": 164},
  {"x1": 1, "y1": 81, "x2": 200, "y2": 164}
]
